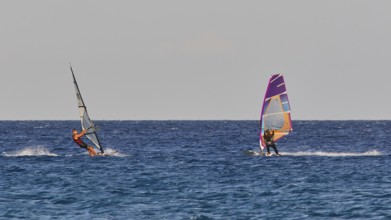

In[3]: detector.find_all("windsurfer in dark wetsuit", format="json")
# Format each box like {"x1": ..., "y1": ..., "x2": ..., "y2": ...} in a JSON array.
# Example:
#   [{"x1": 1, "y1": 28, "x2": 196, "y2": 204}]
[
  {"x1": 263, "y1": 129, "x2": 280, "y2": 156},
  {"x1": 72, "y1": 129, "x2": 97, "y2": 156}
]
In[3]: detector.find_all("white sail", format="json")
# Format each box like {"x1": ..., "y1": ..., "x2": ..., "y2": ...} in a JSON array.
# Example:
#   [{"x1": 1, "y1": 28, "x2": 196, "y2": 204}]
[{"x1": 71, "y1": 66, "x2": 104, "y2": 153}]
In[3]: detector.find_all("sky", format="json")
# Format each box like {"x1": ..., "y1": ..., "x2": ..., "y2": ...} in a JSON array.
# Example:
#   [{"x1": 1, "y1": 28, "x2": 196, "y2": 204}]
[{"x1": 1, "y1": 0, "x2": 391, "y2": 120}]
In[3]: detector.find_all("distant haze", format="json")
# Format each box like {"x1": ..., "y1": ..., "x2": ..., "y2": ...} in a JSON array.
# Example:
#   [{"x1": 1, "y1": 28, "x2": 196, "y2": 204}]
[{"x1": 1, "y1": 0, "x2": 391, "y2": 120}]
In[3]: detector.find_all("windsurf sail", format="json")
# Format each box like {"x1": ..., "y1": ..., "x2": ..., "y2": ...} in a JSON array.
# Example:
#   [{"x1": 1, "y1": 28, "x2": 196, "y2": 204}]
[
  {"x1": 259, "y1": 74, "x2": 292, "y2": 150},
  {"x1": 70, "y1": 66, "x2": 104, "y2": 154}
]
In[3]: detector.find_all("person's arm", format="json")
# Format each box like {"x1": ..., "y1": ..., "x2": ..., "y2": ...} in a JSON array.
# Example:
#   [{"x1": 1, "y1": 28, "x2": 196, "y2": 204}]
[{"x1": 74, "y1": 129, "x2": 87, "y2": 139}]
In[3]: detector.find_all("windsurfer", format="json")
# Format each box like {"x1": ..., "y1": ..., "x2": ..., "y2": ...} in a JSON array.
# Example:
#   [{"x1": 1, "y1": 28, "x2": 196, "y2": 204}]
[
  {"x1": 72, "y1": 129, "x2": 97, "y2": 156},
  {"x1": 263, "y1": 129, "x2": 280, "y2": 156}
]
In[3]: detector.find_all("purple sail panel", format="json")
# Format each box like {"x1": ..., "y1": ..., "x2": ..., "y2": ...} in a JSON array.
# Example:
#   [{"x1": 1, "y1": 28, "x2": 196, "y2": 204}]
[{"x1": 265, "y1": 74, "x2": 287, "y2": 99}]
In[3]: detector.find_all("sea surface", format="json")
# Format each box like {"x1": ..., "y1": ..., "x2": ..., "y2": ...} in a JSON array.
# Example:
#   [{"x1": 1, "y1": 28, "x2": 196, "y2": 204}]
[{"x1": 0, "y1": 120, "x2": 390, "y2": 219}]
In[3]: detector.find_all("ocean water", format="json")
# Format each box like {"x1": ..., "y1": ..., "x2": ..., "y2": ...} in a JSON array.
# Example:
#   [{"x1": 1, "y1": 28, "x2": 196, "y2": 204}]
[{"x1": 0, "y1": 120, "x2": 390, "y2": 219}]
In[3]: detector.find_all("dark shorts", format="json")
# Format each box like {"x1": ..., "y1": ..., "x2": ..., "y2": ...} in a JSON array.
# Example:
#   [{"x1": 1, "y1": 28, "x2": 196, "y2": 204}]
[{"x1": 77, "y1": 142, "x2": 88, "y2": 149}]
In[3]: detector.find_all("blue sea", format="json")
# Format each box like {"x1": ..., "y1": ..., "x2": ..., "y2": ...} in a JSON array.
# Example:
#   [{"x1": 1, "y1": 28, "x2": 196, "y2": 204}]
[{"x1": 0, "y1": 121, "x2": 390, "y2": 219}]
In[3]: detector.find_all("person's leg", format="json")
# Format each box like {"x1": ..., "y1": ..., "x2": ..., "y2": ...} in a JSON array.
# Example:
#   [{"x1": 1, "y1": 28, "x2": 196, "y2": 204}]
[
  {"x1": 272, "y1": 144, "x2": 279, "y2": 155},
  {"x1": 87, "y1": 146, "x2": 97, "y2": 156},
  {"x1": 266, "y1": 145, "x2": 271, "y2": 155}
]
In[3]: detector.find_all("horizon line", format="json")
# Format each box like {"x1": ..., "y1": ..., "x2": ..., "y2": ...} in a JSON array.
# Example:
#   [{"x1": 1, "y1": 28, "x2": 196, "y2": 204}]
[{"x1": 1, "y1": 119, "x2": 391, "y2": 121}]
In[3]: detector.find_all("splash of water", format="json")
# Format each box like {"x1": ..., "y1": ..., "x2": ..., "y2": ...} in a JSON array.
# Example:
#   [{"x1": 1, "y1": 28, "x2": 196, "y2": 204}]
[{"x1": 2, "y1": 146, "x2": 57, "y2": 157}]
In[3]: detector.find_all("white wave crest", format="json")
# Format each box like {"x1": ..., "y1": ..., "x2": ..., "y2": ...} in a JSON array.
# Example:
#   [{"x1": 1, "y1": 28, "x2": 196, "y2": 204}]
[
  {"x1": 282, "y1": 150, "x2": 382, "y2": 157},
  {"x1": 2, "y1": 146, "x2": 57, "y2": 157}
]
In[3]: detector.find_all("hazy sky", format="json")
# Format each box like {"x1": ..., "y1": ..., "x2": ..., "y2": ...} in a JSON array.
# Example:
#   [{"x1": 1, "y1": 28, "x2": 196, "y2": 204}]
[{"x1": 1, "y1": 0, "x2": 391, "y2": 120}]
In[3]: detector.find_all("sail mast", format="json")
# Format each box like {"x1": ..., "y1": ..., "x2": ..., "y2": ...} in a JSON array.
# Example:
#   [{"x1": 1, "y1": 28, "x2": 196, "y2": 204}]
[{"x1": 70, "y1": 65, "x2": 104, "y2": 154}]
